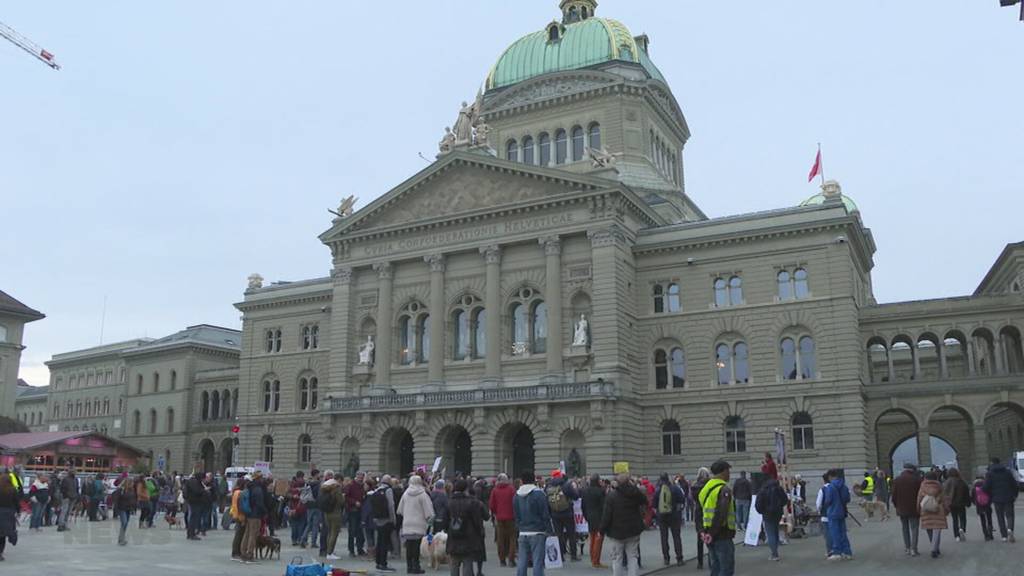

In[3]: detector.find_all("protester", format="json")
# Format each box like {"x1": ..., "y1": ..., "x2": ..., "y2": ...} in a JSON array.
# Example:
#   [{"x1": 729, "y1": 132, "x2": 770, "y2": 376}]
[
  {"x1": 691, "y1": 467, "x2": 711, "y2": 570},
  {"x1": 891, "y1": 462, "x2": 923, "y2": 557},
  {"x1": 760, "y1": 453, "x2": 778, "y2": 481},
  {"x1": 241, "y1": 471, "x2": 268, "y2": 563},
  {"x1": 301, "y1": 470, "x2": 323, "y2": 551},
  {"x1": 183, "y1": 472, "x2": 205, "y2": 540},
  {"x1": 814, "y1": 471, "x2": 832, "y2": 558},
  {"x1": 489, "y1": 473, "x2": 517, "y2": 567},
  {"x1": 546, "y1": 470, "x2": 579, "y2": 562},
  {"x1": 821, "y1": 468, "x2": 852, "y2": 561},
  {"x1": 941, "y1": 468, "x2": 970, "y2": 542},
  {"x1": 731, "y1": 471, "x2": 751, "y2": 531},
  {"x1": 370, "y1": 474, "x2": 398, "y2": 572},
  {"x1": 431, "y1": 479, "x2": 450, "y2": 535},
  {"x1": 57, "y1": 468, "x2": 78, "y2": 532},
  {"x1": 983, "y1": 457, "x2": 1017, "y2": 543},
  {"x1": 319, "y1": 471, "x2": 344, "y2": 561},
  {"x1": 229, "y1": 477, "x2": 248, "y2": 562},
  {"x1": 448, "y1": 479, "x2": 489, "y2": 576},
  {"x1": 363, "y1": 478, "x2": 379, "y2": 558},
  {"x1": 112, "y1": 473, "x2": 137, "y2": 546},
  {"x1": 918, "y1": 470, "x2": 948, "y2": 559},
  {"x1": 514, "y1": 471, "x2": 550, "y2": 576},
  {"x1": 344, "y1": 471, "x2": 366, "y2": 556},
  {"x1": 874, "y1": 469, "x2": 890, "y2": 511},
  {"x1": 601, "y1": 473, "x2": 649, "y2": 576},
  {"x1": 28, "y1": 475, "x2": 50, "y2": 531},
  {"x1": 971, "y1": 476, "x2": 994, "y2": 541},
  {"x1": 698, "y1": 460, "x2": 736, "y2": 576},
  {"x1": 755, "y1": 476, "x2": 788, "y2": 561},
  {"x1": 0, "y1": 472, "x2": 21, "y2": 562},
  {"x1": 581, "y1": 474, "x2": 606, "y2": 568},
  {"x1": 655, "y1": 473, "x2": 684, "y2": 566},
  {"x1": 397, "y1": 475, "x2": 433, "y2": 574}
]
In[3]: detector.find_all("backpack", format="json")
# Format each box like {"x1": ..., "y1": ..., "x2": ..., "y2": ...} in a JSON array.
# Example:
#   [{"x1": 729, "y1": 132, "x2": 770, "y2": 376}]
[
  {"x1": 547, "y1": 484, "x2": 570, "y2": 513},
  {"x1": 920, "y1": 493, "x2": 940, "y2": 514},
  {"x1": 448, "y1": 509, "x2": 466, "y2": 538},
  {"x1": 371, "y1": 489, "x2": 391, "y2": 519},
  {"x1": 974, "y1": 485, "x2": 990, "y2": 508},
  {"x1": 658, "y1": 485, "x2": 673, "y2": 515},
  {"x1": 299, "y1": 484, "x2": 314, "y2": 504},
  {"x1": 317, "y1": 488, "x2": 336, "y2": 514},
  {"x1": 240, "y1": 488, "x2": 253, "y2": 517}
]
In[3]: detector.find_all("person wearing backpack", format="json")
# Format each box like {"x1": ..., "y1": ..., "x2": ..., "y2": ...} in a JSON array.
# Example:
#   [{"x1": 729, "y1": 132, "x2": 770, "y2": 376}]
[
  {"x1": 447, "y1": 479, "x2": 489, "y2": 576},
  {"x1": 112, "y1": 474, "x2": 137, "y2": 546},
  {"x1": 941, "y1": 468, "x2": 970, "y2": 542},
  {"x1": 917, "y1": 470, "x2": 948, "y2": 558},
  {"x1": 983, "y1": 457, "x2": 1018, "y2": 543},
  {"x1": 891, "y1": 462, "x2": 923, "y2": 557},
  {"x1": 655, "y1": 473, "x2": 684, "y2": 566},
  {"x1": 545, "y1": 470, "x2": 579, "y2": 562},
  {"x1": 300, "y1": 469, "x2": 323, "y2": 551},
  {"x1": 755, "y1": 477, "x2": 788, "y2": 562},
  {"x1": 370, "y1": 475, "x2": 398, "y2": 572},
  {"x1": 971, "y1": 476, "x2": 994, "y2": 541},
  {"x1": 242, "y1": 471, "x2": 268, "y2": 563},
  {"x1": 229, "y1": 477, "x2": 248, "y2": 562}
]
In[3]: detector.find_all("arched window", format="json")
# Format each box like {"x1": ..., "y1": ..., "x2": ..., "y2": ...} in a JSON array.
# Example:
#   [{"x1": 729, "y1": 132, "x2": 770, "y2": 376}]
[
  {"x1": 532, "y1": 301, "x2": 548, "y2": 354},
  {"x1": 716, "y1": 343, "x2": 732, "y2": 385},
  {"x1": 729, "y1": 276, "x2": 743, "y2": 305},
  {"x1": 778, "y1": 271, "x2": 793, "y2": 301},
  {"x1": 725, "y1": 416, "x2": 746, "y2": 453},
  {"x1": 509, "y1": 287, "x2": 546, "y2": 355},
  {"x1": 299, "y1": 434, "x2": 313, "y2": 463},
  {"x1": 453, "y1": 309, "x2": 469, "y2": 360},
  {"x1": 302, "y1": 325, "x2": 312, "y2": 350},
  {"x1": 262, "y1": 379, "x2": 280, "y2": 413},
  {"x1": 170, "y1": 370, "x2": 177, "y2": 391},
  {"x1": 654, "y1": 349, "x2": 668, "y2": 389},
  {"x1": 299, "y1": 376, "x2": 319, "y2": 411},
  {"x1": 588, "y1": 122, "x2": 601, "y2": 150},
  {"x1": 653, "y1": 284, "x2": 665, "y2": 313},
  {"x1": 418, "y1": 315, "x2": 431, "y2": 363},
  {"x1": 400, "y1": 316, "x2": 414, "y2": 365},
  {"x1": 166, "y1": 408, "x2": 175, "y2": 433},
  {"x1": 670, "y1": 348, "x2": 686, "y2": 387},
  {"x1": 211, "y1": 390, "x2": 220, "y2": 420},
  {"x1": 473, "y1": 308, "x2": 487, "y2": 359},
  {"x1": 539, "y1": 133, "x2": 551, "y2": 166},
  {"x1": 714, "y1": 278, "x2": 728, "y2": 308},
  {"x1": 399, "y1": 302, "x2": 428, "y2": 365},
  {"x1": 555, "y1": 129, "x2": 567, "y2": 164},
  {"x1": 149, "y1": 409, "x2": 158, "y2": 434},
  {"x1": 548, "y1": 23, "x2": 560, "y2": 41},
  {"x1": 522, "y1": 136, "x2": 535, "y2": 165},
  {"x1": 794, "y1": 268, "x2": 809, "y2": 298},
  {"x1": 781, "y1": 338, "x2": 797, "y2": 380},
  {"x1": 662, "y1": 420, "x2": 681, "y2": 456},
  {"x1": 311, "y1": 325, "x2": 319, "y2": 349},
  {"x1": 136, "y1": 374, "x2": 143, "y2": 395},
  {"x1": 261, "y1": 436, "x2": 274, "y2": 462},
  {"x1": 717, "y1": 339, "x2": 749, "y2": 385},
  {"x1": 308, "y1": 377, "x2": 318, "y2": 410},
  {"x1": 506, "y1": 139, "x2": 519, "y2": 162},
  {"x1": 734, "y1": 342, "x2": 749, "y2": 383},
  {"x1": 867, "y1": 339, "x2": 890, "y2": 382},
  {"x1": 571, "y1": 126, "x2": 585, "y2": 161},
  {"x1": 667, "y1": 283, "x2": 681, "y2": 313},
  {"x1": 792, "y1": 412, "x2": 814, "y2": 450},
  {"x1": 799, "y1": 336, "x2": 816, "y2": 380}
]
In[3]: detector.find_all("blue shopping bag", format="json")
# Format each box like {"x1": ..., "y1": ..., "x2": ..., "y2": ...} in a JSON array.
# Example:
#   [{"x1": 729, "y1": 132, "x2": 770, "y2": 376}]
[{"x1": 285, "y1": 557, "x2": 327, "y2": 576}]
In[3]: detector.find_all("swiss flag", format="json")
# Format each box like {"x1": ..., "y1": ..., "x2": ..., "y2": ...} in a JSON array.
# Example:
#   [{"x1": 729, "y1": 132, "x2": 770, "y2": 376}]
[
  {"x1": 807, "y1": 149, "x2": 822, "y2": 183},
  {"x1": 40, "y1": 49, "x2": 54, "y2": 61}
]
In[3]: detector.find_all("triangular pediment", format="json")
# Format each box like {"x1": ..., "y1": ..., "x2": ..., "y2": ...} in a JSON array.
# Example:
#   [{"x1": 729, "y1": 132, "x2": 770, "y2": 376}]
[{"x1": 320, "y1": 151, "x2": 619, "y2": 241}]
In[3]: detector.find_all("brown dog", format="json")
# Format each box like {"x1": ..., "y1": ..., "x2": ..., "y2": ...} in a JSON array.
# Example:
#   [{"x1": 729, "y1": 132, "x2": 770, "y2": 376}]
[
  {"x1": 858, "y1": 499, "x2": 890, "y2": 521},
  {"x1": 257, "y1": 535, "x2": 282, "y2": 560}
]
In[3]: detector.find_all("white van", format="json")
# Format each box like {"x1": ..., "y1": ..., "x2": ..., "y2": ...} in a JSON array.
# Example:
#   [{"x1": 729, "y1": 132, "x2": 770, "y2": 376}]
[{"x1": 225, "y1": 466, "x2": 254, "y2": 491}]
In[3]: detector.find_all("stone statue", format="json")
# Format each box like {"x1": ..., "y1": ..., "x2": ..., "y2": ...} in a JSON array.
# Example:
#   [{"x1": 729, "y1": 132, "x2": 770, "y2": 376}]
[
  {"x1": 566, "y1": 448, "x2": 583, "y2": 478},
  {"x1": 573, "y1": 314, "x2": 589, "y2": 347},
  {"x1": 473, "y1": 122, "x2": 491, "y2": 147},
  {"x1": 453, "y1": 100, "x2": 476, "y2": 143},
  {"x1": 358, "y1": 335, "x2": 375, "y2": 366},
  {"x1": 439, "y1": 126, "x2": 456, "y2": 154},
  {"x1": 587, "y1": 146, "x2": 618, "y2": 168},
  {"x1": 247, "y1": 273, "x2": 264, "y2": 290},
  {"x1": 343, "y1": 453, "x2": 360, "y2": 479}
]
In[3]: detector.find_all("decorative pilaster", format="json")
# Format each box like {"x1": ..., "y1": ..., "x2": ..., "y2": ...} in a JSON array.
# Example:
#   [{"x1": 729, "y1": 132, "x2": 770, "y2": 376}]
[
  {"x1": 916, "y1": 427, "x2": 932, "y2": 468},
  {"x1": 966, "y1": 341, "x2": 977, "y2": 376},
  {"x1": 481, "y1": 245, "x2": 502, "y2": 387},
  {"x1": 972, "y1": 425, "x2": 990, "y2": 474},
  {"x1": 426, "y1": 254, "x2": 446, "y2": 390},
  {"x1": 327, "y1": 266, "x2": 353, "y2": 396},
  {"x1": 373, "y1": 262, "x2": 393, "y2": 391},
  {"x1": 587, "y1": 225, "x2": 630, "y2": 384},
  {"x1": 540, "y1": 236, "x2": 563, "y2": 380}
]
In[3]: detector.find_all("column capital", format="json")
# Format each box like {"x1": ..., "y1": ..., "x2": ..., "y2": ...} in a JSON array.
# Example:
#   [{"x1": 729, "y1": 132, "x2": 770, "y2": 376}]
[
  {"x1": 331, "y1": 266, "x2": 353, "y2": 283},
  {"x1": 588, "y1": 225, "x2": 626, "y2": 248},
  {"x1": 539, "y1": 235, "x2": 562, "y2": 256},
  {"x1": 424, "y1": 253, "x2": 446, "y2": 273},
  {"x1": 480, "y1": 244, "x2": 502, "y2": 264},
  {"x1": 373, "y1": 261, "x2": 393, "y2": 280}
]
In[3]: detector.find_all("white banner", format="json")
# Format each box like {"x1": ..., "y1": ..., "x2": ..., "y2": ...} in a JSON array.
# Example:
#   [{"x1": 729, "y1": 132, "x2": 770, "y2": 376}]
[
  {"x1": 545, "y1": 535, "x2": 563, "y2": 569},
  {"x1": 744, "y1": 495, "x2": 763, "y2": 546},
  {"x1": 573, "y1": 499, "x2": 589, "y2": 534}
]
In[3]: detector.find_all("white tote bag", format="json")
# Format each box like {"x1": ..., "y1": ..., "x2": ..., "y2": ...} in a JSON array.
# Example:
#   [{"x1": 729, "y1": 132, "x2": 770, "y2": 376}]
[{"x1": 544, "y1": 535, "x2": 564, "y2": 569}]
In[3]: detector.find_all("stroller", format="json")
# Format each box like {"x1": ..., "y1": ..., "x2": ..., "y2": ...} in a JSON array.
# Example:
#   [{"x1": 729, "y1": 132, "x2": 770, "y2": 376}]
[{"x1": 788, "y1": 499, "x2": 820, "y2": 539}]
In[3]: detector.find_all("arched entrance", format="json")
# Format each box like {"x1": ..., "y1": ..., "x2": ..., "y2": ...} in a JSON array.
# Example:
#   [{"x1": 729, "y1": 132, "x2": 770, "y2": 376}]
[
  {"x1": 220, "y1": 438, "x2": 234, "y2": 471},
  {"x1": 560, "y1": 429, "x2": 586, "y2": 477},
  {"x1": 380, "y1": 428, "x2": 414, "y2": 477},
  {"x1": 497, "y1": 423, "x2": 535, "y2": 479},
  {"x1": 890, "y1": 434, "x2": 958, "y2": 473},
  {"x1": 875, "y1": 409, "x2": 918, "y2": 469},
  {"x1": 437, "y1": 426, "x2": 472, "y2": 477},
  {"x1": 927, "y1": 406, "x2": 974, "y2": 470},
  {"x1": 198, "y1": 439, "x2": 215, "y2": 473}
]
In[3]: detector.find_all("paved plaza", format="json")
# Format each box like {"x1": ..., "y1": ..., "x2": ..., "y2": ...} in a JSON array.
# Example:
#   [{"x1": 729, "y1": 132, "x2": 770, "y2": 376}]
[{"x1": 6, "y1": 502, "x2": 1022, "y2": 576}]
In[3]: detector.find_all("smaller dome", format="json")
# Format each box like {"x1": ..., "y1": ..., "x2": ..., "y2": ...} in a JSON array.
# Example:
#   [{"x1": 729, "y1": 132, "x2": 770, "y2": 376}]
[{"x1": 800, "y1": 180, "x2": 858, "y2": 213}]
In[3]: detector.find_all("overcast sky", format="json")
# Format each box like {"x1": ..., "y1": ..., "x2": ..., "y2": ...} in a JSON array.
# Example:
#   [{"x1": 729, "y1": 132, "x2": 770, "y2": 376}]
[{"x1": 4, "y1": 1, "x2": 1023, "y2": 387}]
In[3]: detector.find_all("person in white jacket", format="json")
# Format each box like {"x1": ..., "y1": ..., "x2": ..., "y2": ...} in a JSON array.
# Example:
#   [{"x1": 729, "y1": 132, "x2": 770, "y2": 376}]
[
  {"x1": 397, "y1": 475, "x2": 435, "y2": 574},
  {"x1": 815, "y1": 472, "x2": 832, "y2": 558}
]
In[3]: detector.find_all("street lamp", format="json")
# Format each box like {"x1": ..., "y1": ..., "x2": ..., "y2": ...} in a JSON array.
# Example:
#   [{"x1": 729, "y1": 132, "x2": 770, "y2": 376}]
[{"x1": 1001, "y1": 0, "x2": 1024, "y2": 21}]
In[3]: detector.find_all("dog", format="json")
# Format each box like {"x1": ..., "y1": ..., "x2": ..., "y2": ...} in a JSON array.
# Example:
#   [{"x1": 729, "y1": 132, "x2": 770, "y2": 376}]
[
  {"x1": 421, "y1": 531, "x2": 449, "y2": 570},
  {"x1": 257, "y1": 535, "x2": 282, "y2": 560},
  {"x1": 858, "y1": 499, "x2": 890, "y2": 521},
  {"x1": 164, "y1": 514, "x2": 182, "y2": 529}
]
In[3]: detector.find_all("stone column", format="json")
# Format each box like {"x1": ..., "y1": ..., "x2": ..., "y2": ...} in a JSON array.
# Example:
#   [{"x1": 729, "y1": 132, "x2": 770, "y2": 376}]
[
  {"x1": 994, "y1": 337, "x2": 1006, "y2": 375},
  {"x1": 966, "y1": 341, "x2": 977, "y2": 376},
  {"x1": 938, "y1": 341, "x2": 948, "y2": 379},
  {"x1": 972, "y1": 425, "x2": 990, "y2": 474},
  {"x1": 886, "y1": 349, "x2": 895, "y2": 383},
  {"x1": 426, "y1": 254, "x2": 446, "y2": 390},
  {"x1": 373, "y1": 262, "x2": 393, "y2": 392},
  {"x1": 540, "y1": 236, "x2": 564, "y2": 380},
  {"x1": 912, "y1": 347, "x2": 921, "y2": 380},
  {"x1": 481, "y1": 245, "x2": 502, "y2": 386},
  {"x1": 328, "y1": 266, "x2": 353, "y2": 396},
  {"x1": 916, "y1": 427, "x2": 932, "y2": 468}
]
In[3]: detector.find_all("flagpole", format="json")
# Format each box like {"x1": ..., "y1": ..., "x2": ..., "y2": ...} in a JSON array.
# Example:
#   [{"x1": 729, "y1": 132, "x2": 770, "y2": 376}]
[{"x1": 818, "y1": 143, "x2": 825, "y2": 188}]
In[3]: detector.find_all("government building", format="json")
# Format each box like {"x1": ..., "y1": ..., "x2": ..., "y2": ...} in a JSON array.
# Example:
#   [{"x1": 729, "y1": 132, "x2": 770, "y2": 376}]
[{"x1": 14, "y1": 0, "x2": 1024, "y2": 480}]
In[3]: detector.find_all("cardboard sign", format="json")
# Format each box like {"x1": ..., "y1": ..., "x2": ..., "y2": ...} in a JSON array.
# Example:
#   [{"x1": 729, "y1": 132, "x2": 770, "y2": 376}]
[
  {"x1": 613, "y1": 462, "x2": 630, "y2": 474},
  {"x1": 253, "y1": 461, "x2": 272, "y2": 476},
  {"x1": 432, "y1": 456, "x2": 443, "y2": 473},
  {"x1": 744, "y1": 495, "x2": 763, "y2": 546}
]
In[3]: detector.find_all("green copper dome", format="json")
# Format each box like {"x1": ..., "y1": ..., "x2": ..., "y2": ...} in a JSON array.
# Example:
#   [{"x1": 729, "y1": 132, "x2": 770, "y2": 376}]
[
  {"x1": 800, "y1": 185, "x2": 859, "y2": 214},
  {"x1": 486, "y1": 17, "x2": 666, "y2": 90}
]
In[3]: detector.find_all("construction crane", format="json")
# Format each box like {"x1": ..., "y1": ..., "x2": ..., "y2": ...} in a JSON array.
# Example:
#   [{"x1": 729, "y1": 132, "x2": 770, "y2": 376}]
[{"x1": 0, "y1": 19, "x2": 60, "y2": 69}]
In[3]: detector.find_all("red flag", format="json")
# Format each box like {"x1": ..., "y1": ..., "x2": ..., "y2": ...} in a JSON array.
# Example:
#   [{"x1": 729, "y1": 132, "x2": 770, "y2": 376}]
[
  {"x1": 807, "y1": 149, "x2": 822, "y2": 183},
  {"x1": 40, "y1": 49, "x2": 53, "y2": 61}
]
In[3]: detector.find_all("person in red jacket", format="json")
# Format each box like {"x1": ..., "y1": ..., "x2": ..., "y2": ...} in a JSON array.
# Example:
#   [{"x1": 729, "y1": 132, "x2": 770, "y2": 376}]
[
  {"x1": 761, "y1": 453, "x2": 778, "y2": 481},
  {"x1": 489, "y1": 473, "x2": 518, "y2": 567}
]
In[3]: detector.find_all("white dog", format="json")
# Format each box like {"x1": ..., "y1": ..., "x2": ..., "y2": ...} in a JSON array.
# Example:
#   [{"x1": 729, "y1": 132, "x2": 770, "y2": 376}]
[{"x1": 421, "y1": 531, "x2": 449, "y2": 570}]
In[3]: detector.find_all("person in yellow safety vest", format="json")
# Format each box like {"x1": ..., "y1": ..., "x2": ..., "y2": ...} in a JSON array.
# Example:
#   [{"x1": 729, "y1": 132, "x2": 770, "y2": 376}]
[
  {"x1": 698, "y1": 460, "x2": 736, "y2": 576},
  {"x1": 861, "y1": 472, "x2": 875, "y2": 502}
]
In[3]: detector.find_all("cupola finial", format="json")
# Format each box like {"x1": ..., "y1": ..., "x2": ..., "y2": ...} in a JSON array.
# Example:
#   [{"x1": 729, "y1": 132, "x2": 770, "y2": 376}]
[{"x1": 560, "y1": 0, "x2": 597, "y2": 24}]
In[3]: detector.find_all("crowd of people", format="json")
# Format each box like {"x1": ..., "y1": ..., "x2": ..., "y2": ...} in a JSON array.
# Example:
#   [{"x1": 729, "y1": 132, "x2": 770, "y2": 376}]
[{"x1": 0, "y1": 454, "x2": 1019, "y2": 575}]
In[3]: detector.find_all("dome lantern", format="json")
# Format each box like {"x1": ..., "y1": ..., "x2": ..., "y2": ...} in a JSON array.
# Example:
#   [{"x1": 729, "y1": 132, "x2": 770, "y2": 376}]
[{"x1": 560, "y1": 0, "x2": 597, "y2": 23}]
